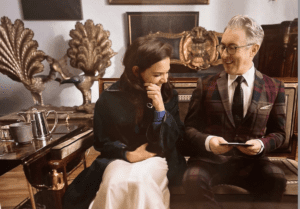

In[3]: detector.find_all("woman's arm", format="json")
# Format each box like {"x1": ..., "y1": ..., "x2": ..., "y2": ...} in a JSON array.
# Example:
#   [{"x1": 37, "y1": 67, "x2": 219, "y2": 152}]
[
  {"x1": 146, "y1": 90, "x2": 185, "y2": 156},
  {"x1": 93, "y1": 95, "x2": 128, "y2": 160}
]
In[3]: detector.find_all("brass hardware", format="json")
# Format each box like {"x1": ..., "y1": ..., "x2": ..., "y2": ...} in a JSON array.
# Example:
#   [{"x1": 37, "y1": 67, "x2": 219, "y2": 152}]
[
  {"x1": 61, "y1": 19, "x2": 117, "y2": 112},
  {"x1": 50, "y1": 169, "x2": 65, "y2": 190}
]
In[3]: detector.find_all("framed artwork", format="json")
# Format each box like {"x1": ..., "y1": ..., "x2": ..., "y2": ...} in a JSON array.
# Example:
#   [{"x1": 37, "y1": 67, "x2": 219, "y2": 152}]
[
  {"x1": 127, "y1": 12, "x2": 199, "y2": 45},
  {"x1": 109, "y1": 0, "x2": 209, "y2": 4},
  {"x1": 21, "y1": 0, "x2": 83, "y2": 20}
]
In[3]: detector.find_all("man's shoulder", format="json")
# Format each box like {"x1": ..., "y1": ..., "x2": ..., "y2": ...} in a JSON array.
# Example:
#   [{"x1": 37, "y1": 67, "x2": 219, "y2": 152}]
[
  {"x1": 197, "y1": 73, "x2": 220, "y2": 86},
  {"x1": 202, "y1": 73, "x2": 220, "y2": 81},
  {"x1": 260, "y1": 73, "x2": 283, "y2": 87},
  {"x1": 255, "y1": 71, "x2": 285, "y2": 98}
]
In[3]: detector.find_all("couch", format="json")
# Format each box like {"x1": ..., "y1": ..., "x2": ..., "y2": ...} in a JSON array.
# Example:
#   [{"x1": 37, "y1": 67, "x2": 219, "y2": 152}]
[{"x1": 99, "y1": 76, "x2": 298, "y2": 209}]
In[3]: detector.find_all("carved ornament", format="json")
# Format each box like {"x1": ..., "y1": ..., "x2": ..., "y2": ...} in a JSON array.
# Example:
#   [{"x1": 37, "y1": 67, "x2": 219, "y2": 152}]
[{"x1": 148, "y1": 26, "x2": 223, "y2": 70}]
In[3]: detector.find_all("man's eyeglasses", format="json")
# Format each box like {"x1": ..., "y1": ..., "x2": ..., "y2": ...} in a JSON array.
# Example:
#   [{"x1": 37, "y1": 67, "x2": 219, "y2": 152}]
[{"x1": 216, "y1": 44, "x2": 254, "y2": 55}]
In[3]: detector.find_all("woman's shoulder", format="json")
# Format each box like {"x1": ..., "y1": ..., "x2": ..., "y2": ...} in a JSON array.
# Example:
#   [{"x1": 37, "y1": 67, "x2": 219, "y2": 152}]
[
  {"x1": 96, "y1": 81, "x2": 122, "y2": 105},
  {"x1": 172, "y1": 89, "x2": 178, "y2": 97},
  {"x1": 169, "y1": 89, "x2": 178, "y2": 102},
  {"x1": 164, "y1": 89, "x2": 179, "y2": 110}
]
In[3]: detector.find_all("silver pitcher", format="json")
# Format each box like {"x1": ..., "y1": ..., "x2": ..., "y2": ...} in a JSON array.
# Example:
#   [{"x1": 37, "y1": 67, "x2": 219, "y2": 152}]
[{"x1": 18, "y1": 108, "x2": 58, "y2": 140}]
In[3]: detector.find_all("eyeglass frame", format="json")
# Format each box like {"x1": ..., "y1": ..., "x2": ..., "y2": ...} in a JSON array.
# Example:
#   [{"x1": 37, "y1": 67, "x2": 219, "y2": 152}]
[{"x1": 216, "y1": 43, "x2": 254, "y2": 55}]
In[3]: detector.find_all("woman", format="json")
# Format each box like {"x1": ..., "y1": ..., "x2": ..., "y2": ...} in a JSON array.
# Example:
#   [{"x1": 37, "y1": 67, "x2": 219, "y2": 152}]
[{"x1": 63, "y1": 36, "x2": 186, "y2": 209}]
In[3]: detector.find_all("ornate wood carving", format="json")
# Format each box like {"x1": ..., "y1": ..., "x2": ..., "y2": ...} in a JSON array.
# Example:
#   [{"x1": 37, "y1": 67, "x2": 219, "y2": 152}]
[{"x1": 148, "y1": 26, "x2": 222, "y2": 70}]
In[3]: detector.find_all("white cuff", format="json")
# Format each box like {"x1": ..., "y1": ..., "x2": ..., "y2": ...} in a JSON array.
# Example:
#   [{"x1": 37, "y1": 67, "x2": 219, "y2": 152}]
[
  {"x1": 256, "y1": 139, "x2": 265, "y2": 155},
  {"x1": 205, "y1": 135, "x2": 218, "y2": 152}
]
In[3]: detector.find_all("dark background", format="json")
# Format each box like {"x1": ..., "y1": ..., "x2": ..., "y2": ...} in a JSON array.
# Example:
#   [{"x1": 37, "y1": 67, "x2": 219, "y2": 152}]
[{"x1": 127, "y1": 12, "x2": 199, "y2": 45}]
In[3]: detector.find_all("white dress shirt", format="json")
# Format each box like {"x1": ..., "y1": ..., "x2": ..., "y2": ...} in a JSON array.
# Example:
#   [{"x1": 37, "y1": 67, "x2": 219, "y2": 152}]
[{"x1": 205, "y1": 63, "x2": 264, "y2": 154}]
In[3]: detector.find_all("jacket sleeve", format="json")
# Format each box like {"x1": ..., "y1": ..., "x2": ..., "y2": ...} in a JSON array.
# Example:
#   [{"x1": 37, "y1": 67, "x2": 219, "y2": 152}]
[
  {"x1": 184, "y1": 78, "x2": 210, "y2": 154},
  {"x1": 146, "y1": 90, "x2": 185, "y2": 156},
  {"x1": 93, "y1": 95, "x2": 128, "y2": 160},
  {"x1": 260, "y1": 81, "x2": 286, "y2": 153}
]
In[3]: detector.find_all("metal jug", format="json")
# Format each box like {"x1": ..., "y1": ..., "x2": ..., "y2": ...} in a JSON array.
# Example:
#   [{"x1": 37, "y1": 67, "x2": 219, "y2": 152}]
[{"x1": 18, "y1": 108, "x2": 58, "y2": 140}]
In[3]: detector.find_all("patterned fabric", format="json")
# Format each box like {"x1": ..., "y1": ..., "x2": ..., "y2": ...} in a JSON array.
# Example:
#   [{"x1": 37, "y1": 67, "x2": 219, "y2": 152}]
[
  {"x1": 184, "y1": 69, "x2": 286, "y2": 163},
  {"x1": 182, "y1": 68, "x2": 287, "y2": 207},
  {"x1": 232, "y1": 76, "x2": 245, "y2": 128},
  {"x1": 183, "y1": 158, "x2": 287, "y2": 203}
]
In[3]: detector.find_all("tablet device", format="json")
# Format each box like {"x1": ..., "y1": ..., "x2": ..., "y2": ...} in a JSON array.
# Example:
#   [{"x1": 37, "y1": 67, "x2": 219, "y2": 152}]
[{"x1": 220, "y1": 143, "x2": 253, "y2": 147}]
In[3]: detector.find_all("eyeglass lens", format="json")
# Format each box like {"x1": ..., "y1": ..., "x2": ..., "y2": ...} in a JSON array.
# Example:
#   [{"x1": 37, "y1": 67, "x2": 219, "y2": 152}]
[{"x1": 217, "y1": 45, "x2": 236, "y2": 55}]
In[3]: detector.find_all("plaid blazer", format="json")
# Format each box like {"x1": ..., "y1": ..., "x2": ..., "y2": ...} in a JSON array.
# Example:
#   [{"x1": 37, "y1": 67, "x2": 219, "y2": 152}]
[{"x1": 184, "y1": 69, "x2": 286, "y2": 164}]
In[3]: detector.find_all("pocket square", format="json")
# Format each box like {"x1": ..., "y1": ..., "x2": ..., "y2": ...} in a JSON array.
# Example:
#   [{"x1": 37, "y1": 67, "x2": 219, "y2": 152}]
[{"x1": 260, "y1": 104, "x2": 272, "y2": 110}]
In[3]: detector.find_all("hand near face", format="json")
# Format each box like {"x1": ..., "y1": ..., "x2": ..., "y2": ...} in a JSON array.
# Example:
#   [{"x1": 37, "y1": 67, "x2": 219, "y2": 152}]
[
  {"x1": 144, "y1": 83, "x2": 165, "y2": 112},
  {"x1": 210, "y1": 137, "x2": 233, "y2": 155},
  {"x1": 126, "y1": 143, "x2": 156, "y2": 163},
  {"x1": 236, "y1": 139, "x2": 261, "y2": 155}
]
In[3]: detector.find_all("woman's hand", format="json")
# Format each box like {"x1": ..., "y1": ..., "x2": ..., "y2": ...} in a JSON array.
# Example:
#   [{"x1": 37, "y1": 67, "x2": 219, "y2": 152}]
[
  {"x1": 144, "y1": 83, "x2": 165, "y2": 111},
  {"x1": 126, "y1": 143, "x2": 157, "y2": 163}
]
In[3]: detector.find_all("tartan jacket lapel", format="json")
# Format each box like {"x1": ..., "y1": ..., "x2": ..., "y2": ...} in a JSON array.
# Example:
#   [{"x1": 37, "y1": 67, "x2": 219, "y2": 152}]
[
  {"x1": 216, "y1": 69, "x2": 265, "y2": 127},
  {"x1": 217, "y1": 71, "x2": 235, "y2": 127},
  {"x1": 243, "y1": 69, "x2": 264, "y2": 121}
]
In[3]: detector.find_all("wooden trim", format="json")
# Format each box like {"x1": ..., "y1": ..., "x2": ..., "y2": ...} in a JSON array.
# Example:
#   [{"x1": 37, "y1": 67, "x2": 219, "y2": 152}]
[
  {"x1": 109, "y1": 0, "x2": 209, "y2": 5},
  {"x1": 274, "y1": 77, "x2": 298, "y2": 83},
  {"x1": 99, "y1": 78, "x2": 118, "y2": 94},
  {"x1": 98, "y1": 77, "x2": 200, "y2": 94}
]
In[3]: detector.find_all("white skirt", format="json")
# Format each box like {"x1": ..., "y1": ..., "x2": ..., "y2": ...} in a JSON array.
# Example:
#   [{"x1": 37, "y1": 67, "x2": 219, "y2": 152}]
[{"x1": 89, "y1": 157, "x2": 170, "y2": 209}]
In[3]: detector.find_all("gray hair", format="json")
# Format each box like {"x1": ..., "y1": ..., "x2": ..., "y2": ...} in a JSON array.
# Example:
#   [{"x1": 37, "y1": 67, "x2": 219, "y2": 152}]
[{"x1": 224, "y1": 15, "x2": 264, "y2": 46}]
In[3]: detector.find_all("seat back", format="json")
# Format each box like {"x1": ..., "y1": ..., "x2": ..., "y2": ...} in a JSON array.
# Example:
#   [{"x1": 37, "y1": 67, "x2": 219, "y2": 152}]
[{"x1": 99, "y1": 77, "x2": 298, "y2": 159}]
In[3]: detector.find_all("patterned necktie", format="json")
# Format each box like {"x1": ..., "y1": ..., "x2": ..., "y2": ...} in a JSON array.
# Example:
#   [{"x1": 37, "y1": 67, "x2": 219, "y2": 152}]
[{"x1": 232, "y1": 76, "x2": 245, "y2": 128}]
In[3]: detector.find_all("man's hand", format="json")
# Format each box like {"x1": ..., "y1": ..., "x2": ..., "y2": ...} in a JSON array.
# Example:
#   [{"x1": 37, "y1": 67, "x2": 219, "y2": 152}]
[
  {"x1": 126, "y1": 143, "x2": 157, "y2": 163},
  {"x1": 144, "y1": 83, "x2": 165, "y2": 111},
  {"x1": 210, "y1": 137, "x2": 233, "y2": 155},
  {"x1": 236, "y1": 139, "x2": 262, "y2": 155}
]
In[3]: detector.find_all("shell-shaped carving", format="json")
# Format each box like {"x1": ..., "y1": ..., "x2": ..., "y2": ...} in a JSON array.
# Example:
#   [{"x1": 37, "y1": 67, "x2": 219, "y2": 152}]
[
  {"x1": 67, "y1": 19, "x2": 116, "y2": 76},
  {"x1": 181, "y1": 26, "x2": 220, "y2": 70},
  {"x1": 0, "y1": 16, "x2": 45, "y2": 85}
]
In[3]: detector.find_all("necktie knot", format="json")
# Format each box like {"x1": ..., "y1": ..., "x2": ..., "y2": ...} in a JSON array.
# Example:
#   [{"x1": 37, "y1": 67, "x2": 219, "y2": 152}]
[{"x1": 235, "y1": 76, "x2": 245, "y2": 85}]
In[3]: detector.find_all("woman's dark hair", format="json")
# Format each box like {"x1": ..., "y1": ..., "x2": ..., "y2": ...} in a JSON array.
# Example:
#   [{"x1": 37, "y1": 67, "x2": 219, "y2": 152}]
[{"x1": 119, "y1": 36, "x2": 174, "y2": 123}]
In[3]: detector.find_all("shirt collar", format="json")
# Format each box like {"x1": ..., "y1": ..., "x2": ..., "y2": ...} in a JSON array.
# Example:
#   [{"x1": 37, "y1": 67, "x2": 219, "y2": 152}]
[{"x1": 228, "y1": 63, "x2": 255, "y2": 87}]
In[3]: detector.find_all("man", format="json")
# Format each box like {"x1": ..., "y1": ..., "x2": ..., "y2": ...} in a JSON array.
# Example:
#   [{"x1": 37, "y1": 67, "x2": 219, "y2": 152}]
[{"x1": 183, "y1": 15, "x2": 286, "y2": 209}]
